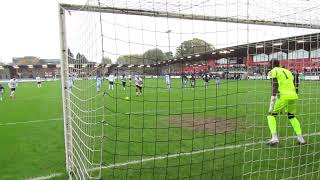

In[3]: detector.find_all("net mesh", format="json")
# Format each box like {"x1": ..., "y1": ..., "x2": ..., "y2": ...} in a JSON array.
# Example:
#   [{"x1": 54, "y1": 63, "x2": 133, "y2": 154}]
[{"x1": 60, "y1": 0, "x2": 320, "y2": 179}]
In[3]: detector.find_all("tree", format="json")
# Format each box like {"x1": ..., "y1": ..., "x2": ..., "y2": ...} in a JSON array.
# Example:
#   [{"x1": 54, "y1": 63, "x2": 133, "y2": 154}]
[
  {"x1": 143, "y1": 48, "x2": 166, "y2": 64},
  {"x1": 175, "y1": 38, "x2": 214, "y2": 57},
  {"x1": 165, "y1": 51, "x2": 173, "y2": 60},
  {"x1": 116, "y1": 54, "x2": 143, "y2": 64},
  {"x1": 102, "y1": 56, "x2": 112, "y2": 64}
]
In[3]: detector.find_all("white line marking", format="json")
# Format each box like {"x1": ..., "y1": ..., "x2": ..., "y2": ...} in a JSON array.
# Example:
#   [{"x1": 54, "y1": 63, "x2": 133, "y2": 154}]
[
  {"x1": 98, "y1": 132, "x2": 320, "y2": 170},
  {"x1": 24, "y1": 173, "x2": 64, "y2": 180},
  {"x1": 0, "y1": 118, "x2": 62, "y2": 126},
  {"x1": 22, "y1": 132, "x2": 320, "y2": 179}
]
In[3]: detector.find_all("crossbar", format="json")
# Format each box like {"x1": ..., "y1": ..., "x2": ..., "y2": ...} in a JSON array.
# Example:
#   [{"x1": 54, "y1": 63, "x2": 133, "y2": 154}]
[{"x1": 60, "y1": 3, "x2": 320, "y2": 29}]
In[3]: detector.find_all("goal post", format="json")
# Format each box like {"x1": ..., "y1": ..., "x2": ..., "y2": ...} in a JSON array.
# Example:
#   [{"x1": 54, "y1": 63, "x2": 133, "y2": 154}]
[{"x1": 58, "y1": 4, "x2": 72, "y2": 173}]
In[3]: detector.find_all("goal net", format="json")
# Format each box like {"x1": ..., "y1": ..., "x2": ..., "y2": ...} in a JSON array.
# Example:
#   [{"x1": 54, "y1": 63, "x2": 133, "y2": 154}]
[{"x1": 59, "y1": 0, "x2": 320, "y2": 179}]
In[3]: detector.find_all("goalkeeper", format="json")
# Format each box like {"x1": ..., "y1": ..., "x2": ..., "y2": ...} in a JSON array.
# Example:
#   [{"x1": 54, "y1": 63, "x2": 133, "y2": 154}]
[{"x1": 267, "y1": 59, "x2": 306, "y2": 145}]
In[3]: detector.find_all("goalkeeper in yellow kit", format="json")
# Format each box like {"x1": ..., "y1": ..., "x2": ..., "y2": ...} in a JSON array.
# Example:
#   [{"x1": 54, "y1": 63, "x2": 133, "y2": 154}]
[{"x1": 267, "y1": 59, "x2": 306, "y2": 145}]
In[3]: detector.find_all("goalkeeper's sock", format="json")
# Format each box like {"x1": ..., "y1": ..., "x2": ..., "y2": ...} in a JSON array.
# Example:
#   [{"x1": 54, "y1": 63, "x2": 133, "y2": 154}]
[
  {"x1": 267, "y1": 115, "x2": 277, "y2": 135},
  {"x1": 289, "y1": 117, "x2": 302, "y2": 135},
  {"x1": 271, "y1": 133, "x2": 279, "y2": 140}
]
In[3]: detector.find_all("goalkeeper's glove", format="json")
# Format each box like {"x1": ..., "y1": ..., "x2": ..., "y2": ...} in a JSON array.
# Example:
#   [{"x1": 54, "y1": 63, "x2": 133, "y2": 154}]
[{"x1": 268, "y1": 96, "x2": 277, "y2": 113}]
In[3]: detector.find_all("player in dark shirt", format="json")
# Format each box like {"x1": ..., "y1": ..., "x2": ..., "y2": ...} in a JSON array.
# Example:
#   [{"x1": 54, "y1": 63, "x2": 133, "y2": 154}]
[
  {"x1": 182, "y1": 75, "x2": 188, "y2": 89},
  {"x1": 190, "y1": 74, "x2": 196, "y2": 89},
  {"x1": 0, "y1": 84, "x2": 5, "y2": 101},
  {"x1": 203, "y1": 74, "x2": 210, "y2": 89}
]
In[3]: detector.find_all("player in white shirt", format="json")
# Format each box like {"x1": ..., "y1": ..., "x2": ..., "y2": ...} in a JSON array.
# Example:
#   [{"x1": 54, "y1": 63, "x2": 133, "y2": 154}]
[
  {"x1": 0, "y1": 84, "x2": 5, "y2": 101},
  {"x1": 36, "y1": 76, "x2": 42, "y2": 88},
  {"x1": 108, "y1": 74, "x2": 115, "y2": 90},
  {"x1": 96, "y1": 75, "x2": 102, "y2": 92},
  {"x1": 135, "y1": 75, "x2": 143, "y2": 96},
  {"x1": 165, "y1": 74, "x2": 171, "y2": 90},
  {"x1": 215, "y1": 76, "x2": 221, "y2": 87},
  {"x1": 67, "y1": 75, "x2": 74, "y2": 89},
  {"x1": 8, "y1": 77, "x2": 18, "y2": 99}
]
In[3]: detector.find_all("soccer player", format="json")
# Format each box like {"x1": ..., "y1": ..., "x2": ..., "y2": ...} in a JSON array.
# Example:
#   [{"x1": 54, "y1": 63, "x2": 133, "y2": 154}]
[
  {"x1": 215, "y1": 76, "x2": 221, "y2": 87},
  {"x1": 165, "y1": 74, "x2": 171, "y2": 90},
  {"x1": 135, "y1": 75, "x2": 143, "y2": 96},
  {"x1": 108, "y1": 74, "x2": 115, "y2": 90},
  {"x1": 36, "y1": 75, "x2": 42, "y2": 88},
  {"x1": 181, "y1": 75, "x2": 188, "y2": 89},
  {"x1": 266, "y1": 59, "x2": 306, "y2": 145},
  {"x1": 190, "y1": 74, "x2": 196, "y2": 89},
  {"x1": 121, "y1": 74, "x2": 127, "y2": 90},
  {"x1": 0, "y1": 84, "x2": 4, "y2": 101},
  {"x1": 96, "y1": 75, "x2": 102, "y2": 92},
  {"x1": 203, "y1": 73, "x2": 210, "y2": 89},
  {"x1": 67, "y1": 75, "x2": 74, "y2": 89},
  {"x1": 128, "y1": 75, "x2": 132, "y2": 83},
  {"x1": 8, "y1": 77, "x2": 18, "y2": 99}
]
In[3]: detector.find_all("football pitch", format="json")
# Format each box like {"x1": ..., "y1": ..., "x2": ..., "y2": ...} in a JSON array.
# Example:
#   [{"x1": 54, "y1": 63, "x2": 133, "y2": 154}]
[{"x1": 0, "y1": 79, "x2": 320, "y2": 180}]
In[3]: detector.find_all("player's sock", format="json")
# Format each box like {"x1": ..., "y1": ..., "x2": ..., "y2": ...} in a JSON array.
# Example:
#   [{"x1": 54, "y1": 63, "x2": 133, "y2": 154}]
[
  {"x1": 267, "y1": 115, "x2": 277, "y2": 137},
  {"x1": 0, "y1": 96, "x2": 2, "y2": 101},
  {"x1": 289, "y1": 117, "x2": 305, "y2": 143},
  {"x1": 289, "y1": 117, "x2": 302, "y2": 135},
  {"x1": 10, "y1": 91, "x2": 15, "y2": 99},
  {"x1": 271, "y1": 133, "x2": 278, "y2": 140}
]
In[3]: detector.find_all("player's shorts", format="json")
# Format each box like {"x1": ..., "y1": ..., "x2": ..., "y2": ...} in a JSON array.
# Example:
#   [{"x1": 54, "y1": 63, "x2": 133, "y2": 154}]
[
  {"x1": 11, "y1": 88, "x2": 16, "y2": 91},
  {"x1": 37, "y1": 82, "x2": 41, "y2": 84},
  {"x1": 272, "y1": 98, "x2": 297, "y2": 114},
  {"x1": 109, "y1": 81, "x2": 114, "y2": 85},
  {"x1": 136, "y1": 85, "x2": 142, "y2": 91},
  {"x1": 122, "y1": 82, "x2": 126, "y2": 87}
]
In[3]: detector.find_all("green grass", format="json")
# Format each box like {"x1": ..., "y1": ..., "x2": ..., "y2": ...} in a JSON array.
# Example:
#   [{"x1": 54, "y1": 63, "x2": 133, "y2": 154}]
[{"x1": 0, "y1": 79, "x2": 320, "y2": 180}]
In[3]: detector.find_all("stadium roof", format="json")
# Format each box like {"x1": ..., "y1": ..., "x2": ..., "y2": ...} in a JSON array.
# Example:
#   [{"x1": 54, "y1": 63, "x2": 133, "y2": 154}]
[
  {"x1": 162, "y1": 32, "x2": 320, "y2": 66},
  {"x1": 98, "y1": 32, "x2": 320, "y2": 68}
]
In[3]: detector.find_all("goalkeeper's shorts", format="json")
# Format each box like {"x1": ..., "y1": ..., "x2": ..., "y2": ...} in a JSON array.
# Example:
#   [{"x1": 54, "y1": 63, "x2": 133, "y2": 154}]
[{"x1": 272, "y1": 98, "x2": 297, "y2": 114}]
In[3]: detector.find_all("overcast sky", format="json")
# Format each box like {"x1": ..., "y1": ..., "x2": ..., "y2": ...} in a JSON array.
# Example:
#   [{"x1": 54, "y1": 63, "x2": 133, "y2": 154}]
[
  {"x1": 0, "y1": 0, "x2": 87, "y2": 63},
  {"x1": 0, "y1": 0, "x2": 319, "y2": 63}
]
